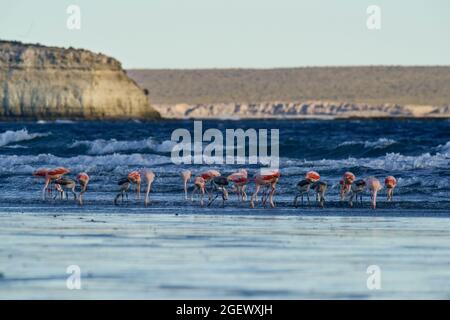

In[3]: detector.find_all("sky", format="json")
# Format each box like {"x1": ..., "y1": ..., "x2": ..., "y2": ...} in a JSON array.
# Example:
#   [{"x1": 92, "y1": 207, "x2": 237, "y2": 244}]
[{"x1": 0, "y1": 0, "x2": 449, "y2": 69}]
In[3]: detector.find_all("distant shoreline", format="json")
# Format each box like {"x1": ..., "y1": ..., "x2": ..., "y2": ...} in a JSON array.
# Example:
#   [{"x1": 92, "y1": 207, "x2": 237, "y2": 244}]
[{"x1": 150, "y1": 102, "x2": 450, "y2": 120}]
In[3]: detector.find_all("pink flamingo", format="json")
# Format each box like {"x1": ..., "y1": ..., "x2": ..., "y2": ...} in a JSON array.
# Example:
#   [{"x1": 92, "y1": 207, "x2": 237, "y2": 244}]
[
  {"x1": 227, "y1": 169, "x2": 248, "y2": 201},
  {"x1": 349, "y1": 179, "x2": 366, "y2": 207},
  {"x1": 181, "y1": 170, "x2": 192, "y2": 200},
  {"x1": 339, "y1": 171, "x2": 356, "y2": 200},
  {"x1": 366, "y1": 177, "x2": 382, "y2": 209},
  {"x1": 294, "y1": 171, "x2": 321, "y2": 206},
  {"x1": 385, "y1": 176, "x2": 397, "y2": 202},
  {"x1": 250, "y1": 170, "x2": 281, "y2": 208},
  {"x1": 33, "y1": 167, "x2": 70, "y2": 199},
  {"x1": 208, "y1": 176, "x2": 229, "y2": 207},
  {"x1": 54, "y1": 178, "x2": 77, "y2": 201},
  {"x1": 143, "y1": 170, "x2": 155, "y2": 206},
  {"x1": 305, "y1": 171, "x2": 320, "y2": 183},
  {"x1": 191, "y1": 176, "x2": 206, "y2": 206},
  {"x1": 77, "y1": 172, "x2": 90, "y2": 205},
  {"x1": 200, "y1": 169, "x2": 221, "y2": 199},
  {"x1": 312, "y1": 181, "x2": 328, "y2": 208},
  {"x1": 127, "y1": 171, "x2": 141, "y2": 199}
]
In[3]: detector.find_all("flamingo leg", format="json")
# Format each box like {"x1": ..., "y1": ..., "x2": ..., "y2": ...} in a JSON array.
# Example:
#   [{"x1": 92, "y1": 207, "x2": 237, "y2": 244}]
[
  {"x1": 145, "y1": 182, "x2": 153, "y2": 207},
  {"x1": 349, "y1": 192, "x2": 354, "y2": 207},
  {"x1": 207, "y1": 181, "x2": 214, "y2": 200},
  {"x1": 221, "y1": 189, "x2": 227, "y2": 207},
  {"x1": 208, "y1": 193, "x2": 219, "y2": 207},
  {"x1": 184, "y1": 181, "x2": 189, "y2": 200},
  {"x1": 191, "y1": 186, "x2": 198, "y2": 202},
  {"x1": 261, "y1": 186, "x2": 269, "y2": 204},
  {"x1": 268, "y1": 184, "x2": 276, "y2": 208},
  {"x1": 262, "y1": 187, "x2": 270, "y2": 207},
  {"x1": 319, "y1": 193, "x2": 325, "y2": 208},
  {"x1": 372, "y1": 191, "x2": 378, "y2": 209},
  {"x1": 42, "y1": 178, "x2": 51, "y2": 200},
  {"x1": 78, "y1": 187, "x2": 86, "y2": 205},
  {"x1": 294, "y1": 194, "x2": 300, "y2": 208},
  {"x1": 250, "y1": 184, "x2": 260, "y2": 208},
  {"x1": 136, "y1": 182, "x2": 140, "y2": 200},
  {"x1": 199, "y1": 188, "x2": 205, "y2": 207},
  {"x1": 70, "y1": 186, "x2": 77, "y2": 201},
  {"x1": 114, "y1": 192, "x2": 121, "y2": 205}
]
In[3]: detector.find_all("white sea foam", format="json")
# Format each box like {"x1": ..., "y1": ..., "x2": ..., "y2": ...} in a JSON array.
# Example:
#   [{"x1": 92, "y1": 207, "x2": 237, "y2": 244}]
[
  {"x1": 436, "y1": 141, "x2": 450, "y2": 156},
  {"x1": 281, "y1": 151, "x2": 450, "y2": 171},
  {"x1": 338, "y1": 138, "x2": 397, "y2": 149},
  {"x1": 70, "y1": 138, "x2": 176, "y2": 155},
  {"x1": 0, "y1": 129, "x2": 50, "y2": 147},
  {"x1": 321, "y1": 152, "x2": 448, "y2": 170},
  {"x1": 0, "y1": 153, "x2": 172, "y2": 174}
]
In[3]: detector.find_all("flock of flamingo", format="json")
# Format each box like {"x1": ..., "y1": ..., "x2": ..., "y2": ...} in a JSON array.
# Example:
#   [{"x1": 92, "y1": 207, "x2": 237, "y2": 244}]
[{"x1": 32, "y1": 167, "x2": 398, "y2": 209}]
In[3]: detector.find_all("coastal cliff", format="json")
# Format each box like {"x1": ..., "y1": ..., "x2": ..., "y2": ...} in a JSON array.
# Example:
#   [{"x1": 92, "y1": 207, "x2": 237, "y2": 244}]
[
  {"x1": 0, "y1": 41, "x2": 160, "y2": 120},
  {"x1": 153, "y1": 102, "x2": 450, "y2": 119}
]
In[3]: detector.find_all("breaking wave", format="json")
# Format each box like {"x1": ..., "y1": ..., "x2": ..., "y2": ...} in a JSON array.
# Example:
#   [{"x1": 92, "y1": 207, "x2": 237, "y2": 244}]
[
  {"x1": 283, "y1": 152, "x2": 450, "y2": 171},
  {"x1": 0, "y1": 153, "x2": 172, "y2": 174},
  {"x1": 436, "y1": 141, "x2": 450, "y2": 156},
  {"x1": 69, "y1": 138, "x2": 176, "y2": 155},
  {"x1": 0, "y1": 129, "x2": 50, "y2": 147},
  {"x1": 338, "y1": 138, "x2": 397, "y2": 149}
]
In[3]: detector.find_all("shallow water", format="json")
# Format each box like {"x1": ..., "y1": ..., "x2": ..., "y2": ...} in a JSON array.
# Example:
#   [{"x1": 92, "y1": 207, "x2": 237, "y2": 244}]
[
  {"x1": 1, "y1": 211, "x2": 450, "y2": 299},
  {"x1": 0, "y1": 120, "x2": 449, "y2": 299}
]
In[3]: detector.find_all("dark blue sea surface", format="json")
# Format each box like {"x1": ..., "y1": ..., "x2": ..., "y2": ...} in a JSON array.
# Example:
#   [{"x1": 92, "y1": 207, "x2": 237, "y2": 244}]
[{"x1": 0, "y1": 119, "x2": 449, "y2": 212}]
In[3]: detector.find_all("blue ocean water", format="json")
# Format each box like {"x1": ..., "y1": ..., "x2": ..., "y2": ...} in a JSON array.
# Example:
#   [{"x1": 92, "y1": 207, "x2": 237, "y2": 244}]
[
  {"x1": 2, "y1": 119, "x2": 450, "y2": 299},
  {"x1": 0, "y1": 119, "x2": 449, "y2": 212}
]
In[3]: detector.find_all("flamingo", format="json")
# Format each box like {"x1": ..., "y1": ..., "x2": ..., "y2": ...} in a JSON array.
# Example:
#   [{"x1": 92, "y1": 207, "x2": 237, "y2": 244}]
[
  {"x1": 144, "y1": 170, "x2": 155, "y2": 207},
  {"x1": 208, "y1": 176, "x2": 229, "y2": 207},
  {"x1": 311, "y1": 181, "x2": 328, "y2": 208},
  {"x1": 349, "y1": 179, "x2": 366, "y2": 207},
  {"x1": 114, "y1": 177, "x2": 131, "y2": 205},
  {"x1": 294, "y1": 171, "x2": 321, "y2": 207},
  {"x1": 294, "y1": 180, "x2": 312, "y2": 206},
  {"x1": 54, "y1": 178, "x2": 77, "y2": 201},
  {"x1": 305, "y1": 171, "x2": 320, "y2": 183},
  {"x1": 385, "y1": 176, "x2": 397, "y2": 202},
  {"x1": 77, "y1": 172, "x2": 90, "y2": 205},
  {"x1": 199, "y1": 169, "x2": 221, "y2": 199},
  {"x1": 227, "y1": 169, "x2": 248, "y2": 201},
  {"x1": 366, "y1": 177, "x2": 382, "y2": 209},
  {"x1": 191, "y1": 176, "x2": 206, "y2": 206},
  {"x1": 127, "y1": 171, "x2": 141, "y2": 199},
  {"x1": 339, "y1": 171, "x2": 356, "y2": 200},
  {"x1": 250, "y1": 170, "x2": 280, "y2": 208},
  {"x1": 33, "y1": 167, "x2": 70, "y2": 199},
  {"x1": 181, "y1": 170, "x2": 192, "y2": 200}
]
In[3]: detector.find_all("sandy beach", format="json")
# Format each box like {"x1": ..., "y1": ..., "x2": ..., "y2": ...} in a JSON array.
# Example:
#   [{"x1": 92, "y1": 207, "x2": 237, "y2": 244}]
[{"x1": 1, "y1": 208, "x2": 450, "y2": 299}]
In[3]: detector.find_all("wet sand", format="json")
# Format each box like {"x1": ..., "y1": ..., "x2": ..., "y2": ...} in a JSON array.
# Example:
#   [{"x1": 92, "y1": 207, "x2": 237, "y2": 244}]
[{"x1": 1, "y1": 209, "x2": 450, "y2": 299}]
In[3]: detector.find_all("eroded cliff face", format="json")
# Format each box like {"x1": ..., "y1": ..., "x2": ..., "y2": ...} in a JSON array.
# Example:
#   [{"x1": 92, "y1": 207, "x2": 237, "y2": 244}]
[
  {"x1": 153, "y1": 102, "x2": 450, "y2": 119},
  {"x1": 0, "y1": 41, "x2": 160, "y2": 120}
]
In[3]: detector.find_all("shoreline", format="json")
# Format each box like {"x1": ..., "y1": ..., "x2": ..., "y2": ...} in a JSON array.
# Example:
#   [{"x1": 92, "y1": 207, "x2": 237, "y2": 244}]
[{"x1": 1, "y1": 116, "x2": 450, "y2": 122}]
